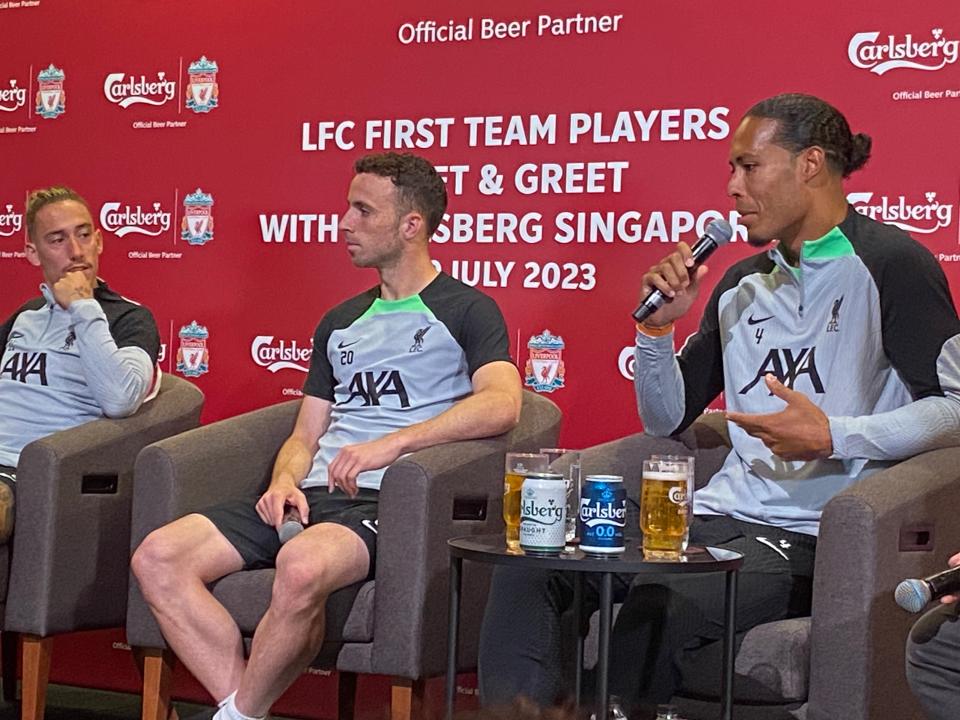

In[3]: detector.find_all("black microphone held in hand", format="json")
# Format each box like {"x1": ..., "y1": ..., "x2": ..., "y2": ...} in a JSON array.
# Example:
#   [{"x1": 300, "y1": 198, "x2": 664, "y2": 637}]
[
  {"x1": 894, "y1": 565, "x2": 960, "y2": 613},
  {"x1": 631, "y1": 218, "x2": 734, "y2": 323},
  {"x1": 278, "y1": 507, "x2": 305, "y2": 544}
]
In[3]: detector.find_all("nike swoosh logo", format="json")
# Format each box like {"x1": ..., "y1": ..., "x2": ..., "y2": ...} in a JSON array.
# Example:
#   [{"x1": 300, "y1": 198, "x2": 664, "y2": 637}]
[
  {"x1": 361, "y1": 519, "x2": 379, "y2": 535},
  {"x1": 747, "y1": 314, "x2": 774, "y2": 325},
  {"x1": 337, "y1": 339, "x2": 360, "y2": 349}
]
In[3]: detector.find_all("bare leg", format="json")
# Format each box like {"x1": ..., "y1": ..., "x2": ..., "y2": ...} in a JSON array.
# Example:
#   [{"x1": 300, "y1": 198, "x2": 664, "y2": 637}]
[
  {"x1": 132, "y1": 514, "x2": 247, "y2": 702},
  {"x1": 233, "y1": 523, "x2": 369, "y2": 717}
]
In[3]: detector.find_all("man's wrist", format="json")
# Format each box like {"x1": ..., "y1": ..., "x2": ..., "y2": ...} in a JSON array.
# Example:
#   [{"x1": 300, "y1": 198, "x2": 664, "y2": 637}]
[{"x1": 636, "y1": 320, "x2": 674, "y2": 338}]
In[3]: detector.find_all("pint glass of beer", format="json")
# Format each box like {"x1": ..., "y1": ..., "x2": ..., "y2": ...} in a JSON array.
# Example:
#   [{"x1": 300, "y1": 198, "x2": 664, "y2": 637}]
[
  {"x1": 504, "y1": 452, "x2": 548, "y2": 553},
  {"x1": 640, "y1": 457, "x2": 690, "y2": 559},
  {"x1": 650, "y1": 454, "x2": 695, "y2": 551}
]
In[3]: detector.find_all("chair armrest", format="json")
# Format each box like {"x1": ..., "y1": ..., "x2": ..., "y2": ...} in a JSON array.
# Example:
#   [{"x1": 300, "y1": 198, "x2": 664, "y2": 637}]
[
  {"x1": 125, "y1": 399, "x2": 299, "y2": 649},
  {"x1": 370, "y1": 434, "x2": 513, "y2": 678},
  {"x1": 5, "y1": 373, "x2": 203, "y2": 636},
  {"x1": 368, "y1": 391, "x2": 561, "y2": 678},
  {"x1": 808, "y1": 446, "x2": 960, "y2": 720}
]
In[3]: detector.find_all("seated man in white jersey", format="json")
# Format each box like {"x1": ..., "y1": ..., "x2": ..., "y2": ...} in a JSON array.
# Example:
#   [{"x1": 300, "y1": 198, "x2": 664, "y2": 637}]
[
  {"x1": 132, "y1": 152, "x2": 523, "y2": 720},
  {"x1": 0, "y1": 186, "x2": 160, "y2": 539},
  {"x1": 479, "y1": 94, "x2": 960, "y2": 716}
]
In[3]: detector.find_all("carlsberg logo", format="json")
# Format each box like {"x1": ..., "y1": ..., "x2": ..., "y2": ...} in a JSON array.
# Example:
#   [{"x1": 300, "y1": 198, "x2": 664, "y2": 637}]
[
  {"x1": 0, "y1": 204, "x2": 23, "y2": 237},
  {"x1": 100, "y1": 202, "x2": 172, "y2": 238},
  {"x1": 0, "y1": 79, "x2": 27, "y2": 112},
  {"x1": 521, "y1": 498, "x2": 563, "y2": 524},
  {"x1": 579, "y1": 499, "x2": 626, "y2": 526},
  {"x1": 848, "y1": 28, "x2": 959, "y2": 75},
  {"x1": 103, "y1": 71, "x2": 177, "y2": 108},
  {"x1": 847, "y1": 191, "x2": 954, "y2": 234},
  {"x1": 251, "y1": 336, "x2": 312, "y2": 373}
]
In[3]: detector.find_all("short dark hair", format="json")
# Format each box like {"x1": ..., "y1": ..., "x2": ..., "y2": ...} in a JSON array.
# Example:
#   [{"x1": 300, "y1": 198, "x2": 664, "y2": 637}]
[
  {"x1": 354, "y1": 152, "x2": 447, "y2": 235},
  {"x1": 745, "y1": 93, "x2": 872, "y2": 178},
  {"x1": 26, "y1": 186, "x2": 91, "y2": 241}
]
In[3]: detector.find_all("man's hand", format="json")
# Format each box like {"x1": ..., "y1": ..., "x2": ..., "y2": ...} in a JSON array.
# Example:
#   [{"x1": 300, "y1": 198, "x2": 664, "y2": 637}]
[
  {"x1": 255, "y1": 475, "x2": 309, "y2": 528},
  {"x1": 941, "y1": 552, "x2": 960, "y2": 604},
  {"x1": 52, "y1": 270, "x2": 94, "y2": 309},
  {"x1": 327, "y1": 434, "x2": 404, "y2": 498},
  {"x1": 639, "y1": 242, "x2": 710, "y2": 326},
  {"x1": 727, "y1": 374, "x2": 833, "y2": 461}
]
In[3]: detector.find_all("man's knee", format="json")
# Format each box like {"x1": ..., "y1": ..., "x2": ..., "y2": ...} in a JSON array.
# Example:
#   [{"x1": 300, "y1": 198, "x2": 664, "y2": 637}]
[
  {"x1": 132, "y1": 514, "x2": 235, "y2": 592},
  {"x1": 271, "y1": 527, "x2": 368, "y2": 611}
]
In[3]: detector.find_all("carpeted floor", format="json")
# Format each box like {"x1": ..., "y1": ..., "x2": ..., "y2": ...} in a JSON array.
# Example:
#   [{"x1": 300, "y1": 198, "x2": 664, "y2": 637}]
[{"x1": 0, "y1": 684, "x2": 300, "y2": 719}]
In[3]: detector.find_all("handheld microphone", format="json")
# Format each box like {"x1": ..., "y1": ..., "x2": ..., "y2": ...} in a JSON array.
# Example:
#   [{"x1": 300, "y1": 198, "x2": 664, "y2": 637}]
[
  {"x1": 277, "y1": 508, "x2": 305, "y2": 544},
  {"x1": 894, "y1": 565, "x2": 960, "y2": 613},
  {"x1": 632, "y1": 219, "x2": 734, "y2": 323}
]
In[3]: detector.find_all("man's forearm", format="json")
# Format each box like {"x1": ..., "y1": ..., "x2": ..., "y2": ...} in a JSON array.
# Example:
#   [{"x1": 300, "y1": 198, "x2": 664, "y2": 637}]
[
  {"x1": 634, "y1": 331, "x2": 685, "y2": 436},
  {"x1": 270, "y1": 436, "x2": 318, "y2": 488},
  {"x1": 70, "y1": 300, "x2": 154, "y2": 417},
  {"x1": 387, "y1": 387, "x2": 521, "y2": 456},
  {"x1": 830, "y1": 394, "x2": 960, "y2": 461}
]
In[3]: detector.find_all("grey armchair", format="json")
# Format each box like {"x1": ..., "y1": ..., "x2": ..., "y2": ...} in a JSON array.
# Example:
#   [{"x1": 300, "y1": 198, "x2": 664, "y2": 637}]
[
  {"x1": 127, "y1": 390, "x2": 562, "y2": 720},
  {"x1": 0, "y1": 373, "x2": 204, "y2": 720},
  {"x1": 572, "y1": 411, "x2": 960, "y2": 720}
]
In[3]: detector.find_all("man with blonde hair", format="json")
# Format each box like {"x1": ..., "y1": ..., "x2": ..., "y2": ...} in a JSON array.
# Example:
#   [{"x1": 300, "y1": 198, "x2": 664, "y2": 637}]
[{"x1": 0, "y1": 186, "x2": 160, "y2": 536}]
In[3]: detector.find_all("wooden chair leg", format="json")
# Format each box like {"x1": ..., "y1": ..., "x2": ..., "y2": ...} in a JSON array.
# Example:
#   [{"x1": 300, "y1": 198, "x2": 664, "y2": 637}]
[
  {"x1": 19, "y1": 634, "x2": 52, "y2": 720},
  {"x1": 1, "y1": 631, "x2": 18, "y2": 703},
  {"x1": 337, "y1": 671, "x2": 357, "y2": 720},
  {"x1": 391, "y1": 677, "x2": 426, "y2": 720},
  {"x1": 141, "y1": 648, "x2": 175, "y2": 720}
]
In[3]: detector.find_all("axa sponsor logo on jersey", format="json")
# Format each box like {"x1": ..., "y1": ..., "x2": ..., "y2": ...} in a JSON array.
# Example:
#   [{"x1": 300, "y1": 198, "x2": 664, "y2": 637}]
[
  {"x1": 100, "y1": 200, "x2": 172, "y2": 238},
  {"x1": 848, "y1": 27, "x2": 959, "y2": 75},
  {"x1": 739, "y1": 347, "x2": 824, "y2": 395},
  {"x1": 343, "y1": 370, "x2": 410, "y2": 408},
  {"x1": 0, "y1": 77, "x2": 27, "y2": 113},
  {"x1": 847, "y1": 191, "x2": 954, "y2": 234},
  {"x1": 251, "y1": 335, "x2": 312, "y2": 373},
  {"x1": 0, "y1": 204, "x2": 23, "y2": 237},
  {"x1": 103, "y1": 69, "x2": 177, "y2": 108}
]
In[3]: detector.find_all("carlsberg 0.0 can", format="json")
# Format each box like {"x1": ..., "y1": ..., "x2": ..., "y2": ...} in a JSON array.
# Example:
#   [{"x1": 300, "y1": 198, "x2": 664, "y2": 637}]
[
  {"x1": 578, "y1": 475, "x2": 627, "y2": 555},
  {"x1": 519, "y1": 471, "x2": 566, "y2": 554}
]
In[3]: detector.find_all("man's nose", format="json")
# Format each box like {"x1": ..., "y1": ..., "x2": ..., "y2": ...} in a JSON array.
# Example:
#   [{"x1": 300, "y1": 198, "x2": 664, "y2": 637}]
[
  {"x1": 67, "y1": 235, "x2": 84, "y2": 257},
  {"x1": 727, "y1": 172, "x2": 742, "y2": 198}
]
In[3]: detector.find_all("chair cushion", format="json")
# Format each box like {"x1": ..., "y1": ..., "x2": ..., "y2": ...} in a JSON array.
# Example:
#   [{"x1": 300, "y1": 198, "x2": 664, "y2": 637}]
[
  {"x1": 210, "y1": 571, "x2": 371, "y2": 644},
  {"x1": 678, "y1": 617, "x2": 811, "y2": 703}
]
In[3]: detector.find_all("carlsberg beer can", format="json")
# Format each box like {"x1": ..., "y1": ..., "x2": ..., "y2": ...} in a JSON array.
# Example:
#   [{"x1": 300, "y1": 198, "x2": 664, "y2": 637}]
[
  {"x1": 579, "y1": 475, "x2": 627, "y2": 555},
  {"x1": 519, "y1": 472, "x2": 566, "y2": 554}
]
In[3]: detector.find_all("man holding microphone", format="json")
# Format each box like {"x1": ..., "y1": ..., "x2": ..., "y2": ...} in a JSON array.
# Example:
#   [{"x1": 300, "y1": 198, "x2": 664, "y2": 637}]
[{"x1": 480, "y1": 93, "x2": 960, "y2": 715}]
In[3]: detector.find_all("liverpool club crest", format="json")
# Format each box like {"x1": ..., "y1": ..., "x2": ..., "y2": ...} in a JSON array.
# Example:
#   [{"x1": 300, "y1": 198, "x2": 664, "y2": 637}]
[
  {"x1": 176, "y1": 321, "x2": 210, "y2": 378},
  {"x1": 185, "y1": 56, "x2": 218, "y2": 113},
  {"x1": 181, "y1": 188, "x2": 214, "y2": 245},
  {"x1": 36, "y1": 64, "x2": 65, "y2": 119},
  {"x1": 524, "y1": 329, "x2": 565, "y2": 393}
]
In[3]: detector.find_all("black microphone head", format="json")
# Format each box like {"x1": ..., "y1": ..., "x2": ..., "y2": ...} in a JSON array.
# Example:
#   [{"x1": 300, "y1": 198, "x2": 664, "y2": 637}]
[
  {"x1": 704, "y1": 219, "x2": 734, "y2": 247},
  {"x1": 278, "y1": 519, "x2": 305, "y2": 544},
  {"x1": 895, "y1": 578, "x2": 932, "y2": 613}
]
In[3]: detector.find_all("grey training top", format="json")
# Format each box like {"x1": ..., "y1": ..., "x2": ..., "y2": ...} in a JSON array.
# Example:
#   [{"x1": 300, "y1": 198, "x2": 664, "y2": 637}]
[{"x1": 634, "y1": 208, "x2": 960, "y2": 536}]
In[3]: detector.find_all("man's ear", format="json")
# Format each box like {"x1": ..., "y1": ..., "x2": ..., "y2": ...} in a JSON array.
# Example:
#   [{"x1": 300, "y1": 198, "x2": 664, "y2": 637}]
[
  {"x1": 399, "y1": 211, "x2": 424, "y2": 240},
  {"x1": 24, "y1": 238, "x2": 41, "y2": 268},
  {"x1": 798, "y1": 145, "x2": 829, "y2": 182}
]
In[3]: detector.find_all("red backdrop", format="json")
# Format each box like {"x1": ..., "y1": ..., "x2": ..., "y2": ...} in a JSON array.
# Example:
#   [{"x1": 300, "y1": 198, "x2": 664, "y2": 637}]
[{"x1": 2, "y1": 0, "x2": 959, "y2": 716}]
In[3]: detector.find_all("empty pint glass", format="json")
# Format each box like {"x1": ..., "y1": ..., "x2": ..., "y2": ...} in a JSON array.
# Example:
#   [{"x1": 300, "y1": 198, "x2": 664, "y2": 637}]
[
  {"x1": 504, "y1": 452, "x2": 548, "y2": 553},
  {"x1": 540, "y1": 448, "x2": 581, "y2": 543},
  {"x1": 640, "y1": 456, "x2": 691, "y2": 560}
]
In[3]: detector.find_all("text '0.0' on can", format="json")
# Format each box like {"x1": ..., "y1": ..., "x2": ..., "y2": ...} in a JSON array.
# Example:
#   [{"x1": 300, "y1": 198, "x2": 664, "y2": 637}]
[
  {"x1": 519, "y1": 471, "x2": 566, "y2": 555},
  {"x1": 579, "y1": 474, "x2": 627, "y2": 555}
]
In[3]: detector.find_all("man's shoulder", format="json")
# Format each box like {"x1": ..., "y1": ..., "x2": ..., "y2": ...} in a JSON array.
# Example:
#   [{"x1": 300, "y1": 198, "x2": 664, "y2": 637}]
[
  {"x1": 316, "y1": 286, "x2": 379, "y2": 331},
  {"x1": 718, "y1": 251, "x2": 777, "y2": 291},
  {"x1": 421, "y1": 272, "x2": 502, "y2": 314},
  {"x1": 841, "y1": 209, "x2": 939, "y2": 270},
  {"x1": 93, "y1": 281, "x2": 158, "y2": 326},
  {"x1": 2, "y1": 296, "x2": 45, "y2": 327}
]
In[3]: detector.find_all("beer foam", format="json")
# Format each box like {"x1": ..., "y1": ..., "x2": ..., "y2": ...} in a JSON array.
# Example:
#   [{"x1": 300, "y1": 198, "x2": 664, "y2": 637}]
[{"x1": 643, "y1": 471, "x2": 686, "y2": 481}]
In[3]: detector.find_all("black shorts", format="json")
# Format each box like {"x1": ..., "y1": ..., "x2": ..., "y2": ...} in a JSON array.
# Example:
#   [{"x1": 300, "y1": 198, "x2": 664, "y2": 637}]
[{"x1": 198, "y1": 487, "x2": 379, "y2": 575}]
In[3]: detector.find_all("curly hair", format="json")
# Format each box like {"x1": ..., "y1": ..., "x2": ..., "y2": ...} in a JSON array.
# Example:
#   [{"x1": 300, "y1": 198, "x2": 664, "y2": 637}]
[{"x1": 354, "y1": 152, "x2": 447, "y2": 235}]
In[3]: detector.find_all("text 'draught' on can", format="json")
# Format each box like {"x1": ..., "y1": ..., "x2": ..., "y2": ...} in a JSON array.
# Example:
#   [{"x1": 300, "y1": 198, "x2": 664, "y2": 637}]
[
  {"x1": 519, "y1": 471, "x2": 567, "y2": 554},
  {"x1": 579, "y1": 474, "x2": 627, "y2": 555}
]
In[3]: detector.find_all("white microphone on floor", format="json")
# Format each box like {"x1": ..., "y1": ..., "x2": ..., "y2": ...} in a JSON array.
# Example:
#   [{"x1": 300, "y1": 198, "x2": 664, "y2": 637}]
[
  {"x1": 895, "y1": 566, "x2": 960, "y2": 613},
  {"x1": 278, "y1": 508, "x2": 305, "y2": 544}
]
